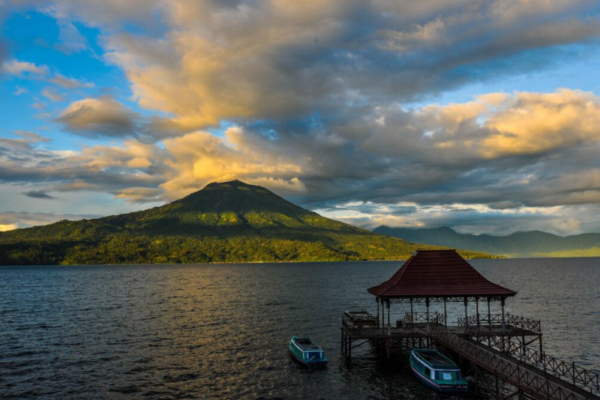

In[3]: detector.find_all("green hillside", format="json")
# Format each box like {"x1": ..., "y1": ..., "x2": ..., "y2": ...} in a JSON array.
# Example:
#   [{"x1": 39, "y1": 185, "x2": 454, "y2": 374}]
[
  {"x1": 0, "y1": 181, "x2": 496, "y2": 265},
  {"x1": 374, "y1": 225, "x2": 600, "y2": 258}
]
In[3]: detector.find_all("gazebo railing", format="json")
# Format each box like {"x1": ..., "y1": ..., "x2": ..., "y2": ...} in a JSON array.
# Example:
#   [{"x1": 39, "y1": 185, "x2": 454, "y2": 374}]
[
  {"x1": 404, "y1": 312, "x2": 445, "y2": 326},
  {"x1": 458, "y1": 313, "x2": 541, "y2": 333}
]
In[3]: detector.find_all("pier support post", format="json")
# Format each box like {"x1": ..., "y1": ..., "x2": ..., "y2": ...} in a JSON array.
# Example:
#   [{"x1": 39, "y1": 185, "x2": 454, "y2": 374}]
[
  {"x1": 495, "y1": 375, "x2": 499, "y2": 399},
  {"x1": 476, "y1": 297, "x2": 480, "y2": 327},
  {"x1": 349, "y1": 338, "x2": 352, "y2": 360},
  {"x1": 488, "y1": 297, "x2": 492, "y2": 327},
  {"x1": 381, "y1": 299, "x2": 385, "y2": 329},
  {"x1": 464, "y1": 297, "x2": 469, "y2": 326},
  {"x1": 386, "y1": 300, "x2": 390, "y2": 328},
  {"x1": 501, "y1": 298, "x2": 506, "y2": 334},
  {"x1": 426, "y1": 297, "x2": 430, "y2": 330},
  {"x1": 444, "y1": 297, "x2": 447, "y2": 327},
  {"x1": 376, "y1": 297, "x2": 380, "y2": 328},
  {"x1": 386, "y1": 338, "x2": 390, "y2": 359}
]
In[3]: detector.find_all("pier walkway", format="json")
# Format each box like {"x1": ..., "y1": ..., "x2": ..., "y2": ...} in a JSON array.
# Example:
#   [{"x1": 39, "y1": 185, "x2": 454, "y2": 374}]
[
  {"x1": 342, "y1": 322, "x2": 600, "y2": 399},
  {"x1": 431, "y1": 328, "x2": 600, "y2": 400}
]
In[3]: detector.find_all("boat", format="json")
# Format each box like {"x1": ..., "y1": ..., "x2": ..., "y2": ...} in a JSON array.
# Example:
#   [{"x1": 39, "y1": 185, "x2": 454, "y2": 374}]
[
  {"x1": 410, "y1": 349, "x2": 468, "y2": 393},
  {"x1": 288, "y1": 336, "x2": 328, "y2": 367}
]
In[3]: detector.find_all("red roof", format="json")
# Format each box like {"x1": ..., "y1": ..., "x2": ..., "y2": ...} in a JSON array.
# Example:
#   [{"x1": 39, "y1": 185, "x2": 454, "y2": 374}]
[{"x1": 368, "y1": 250, "x2": 516, "y2": 298}]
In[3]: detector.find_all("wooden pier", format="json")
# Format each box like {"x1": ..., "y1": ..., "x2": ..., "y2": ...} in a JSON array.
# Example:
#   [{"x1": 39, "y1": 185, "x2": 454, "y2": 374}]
[{"x1": 341, "y1": 250, "x2": 600, "y2": 400}]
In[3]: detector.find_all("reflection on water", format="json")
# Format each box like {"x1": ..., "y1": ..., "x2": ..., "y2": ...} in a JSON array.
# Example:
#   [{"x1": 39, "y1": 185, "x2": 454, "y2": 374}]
[{"x1": 1, "y1": 258, "x2": 599, "y2": 399}]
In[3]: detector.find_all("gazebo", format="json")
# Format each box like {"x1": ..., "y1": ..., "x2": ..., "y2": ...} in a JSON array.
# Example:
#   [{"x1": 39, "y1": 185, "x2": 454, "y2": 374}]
[{"x1": 368, "y1": 249, "x2": 516, "y2": 330}]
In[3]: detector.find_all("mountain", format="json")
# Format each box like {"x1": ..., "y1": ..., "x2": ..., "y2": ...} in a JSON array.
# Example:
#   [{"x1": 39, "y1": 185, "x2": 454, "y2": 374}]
[
  {"x1": 0, "y1": 181, "x2": 495, "y2": 265},
  {"x1": 373, "y1": 226, "x2": 600, "y2": 257}
]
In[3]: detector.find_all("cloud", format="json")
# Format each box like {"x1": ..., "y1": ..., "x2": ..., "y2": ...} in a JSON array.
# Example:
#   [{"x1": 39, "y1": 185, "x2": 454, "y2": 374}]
[
  {"x1": 8, "y1": 89, "x2": 600, "y2": 222},
  {"x1": 0, "y1": 211, "x2": 98, "y2": 231},
  {"x1": 0, "y1": 223, "x2": 18, "y2": 232},
  {"x1": 156, "y1": 90, "x2": 600, "y2": 215},
  {"x1": 41, "y1": 87, "x2": 65, "y2": 102},
  {"x1": 49, "y1": 74, "x2": 93, "y2": 89},
  {"x1": 1, "y1": 59, "x2": 49, "y2": 77},
  {"x1": 56, "y1": 96, "x2": 138, "y2": 138},
  {"x1": 0, "y1": 133, "x2": 166, "y2": 203},
  {"x1": 39, "y1": 0, "x2": 165, "y2": 30},
  {"x1": 56, "y1": 96, "x2": 175, "y2": 140},
  {"x1": 112, "y1": 187, "x2": 165, "y2": 203},
  {"x1": 53, "y1": 18, "x2": 88, "y2": 54},
  {"x1": 315, "y1": 200, "x2": 600, "y2": 236},
  {"x1": 100, "y1": 0, "x2": 600, "y2": 130},
  {"x1": 22, "y1": 190, "x2": 57, "y2": 200}
]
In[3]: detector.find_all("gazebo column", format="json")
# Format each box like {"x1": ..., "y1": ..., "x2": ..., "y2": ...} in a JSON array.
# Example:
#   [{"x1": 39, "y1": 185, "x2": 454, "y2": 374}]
[{"x1": 386, "y1": 299, "x2": 391, "y2": 327}]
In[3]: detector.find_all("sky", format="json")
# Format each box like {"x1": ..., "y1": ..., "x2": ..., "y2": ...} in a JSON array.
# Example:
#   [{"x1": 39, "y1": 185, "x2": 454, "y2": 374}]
[{"x1": 2, "y1": 0, "x2": 600, "y2": 236}]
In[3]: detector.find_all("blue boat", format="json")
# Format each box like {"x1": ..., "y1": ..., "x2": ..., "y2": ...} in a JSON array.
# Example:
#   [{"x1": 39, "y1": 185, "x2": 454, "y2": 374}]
[
  {"x1": 410, "y1": 349, "x2": 468, "y2": 393},
  {"x1": 289, "y1": 336, "x2": 328, "y2": 367}
]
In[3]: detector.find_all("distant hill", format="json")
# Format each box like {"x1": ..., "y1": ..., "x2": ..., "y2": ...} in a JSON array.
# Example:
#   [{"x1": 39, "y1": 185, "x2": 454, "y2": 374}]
[
  {"x1": 0, "y1": 181, "x2": 495, "y2": 265},
  {"x1": 373, "y1": 226, "x2": 600, "y2": 257}
]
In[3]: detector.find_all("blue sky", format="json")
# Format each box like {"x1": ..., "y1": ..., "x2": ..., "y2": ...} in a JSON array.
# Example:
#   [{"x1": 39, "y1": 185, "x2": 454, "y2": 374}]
[{"x1": 2, "y1": 0, "x2": 600, "y2": 236}]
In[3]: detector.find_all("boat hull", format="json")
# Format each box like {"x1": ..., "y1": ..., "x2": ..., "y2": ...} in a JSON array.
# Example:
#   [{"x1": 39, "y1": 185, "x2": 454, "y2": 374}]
[
  {"x1": 410, "y1": 349, "x2": 468, "y2": 393},
  {"x1": 410, "y1": 362, "x2": 468, "y2": 393},
  {"x1": 289, "y1": 350, "x2": 329, "y2": 367}
]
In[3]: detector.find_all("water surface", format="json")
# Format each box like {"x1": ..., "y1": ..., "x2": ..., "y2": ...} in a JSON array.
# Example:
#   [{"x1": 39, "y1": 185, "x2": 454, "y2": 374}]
[{"x1": 1, "y1": 258, "x2": 599, "y2": 399}]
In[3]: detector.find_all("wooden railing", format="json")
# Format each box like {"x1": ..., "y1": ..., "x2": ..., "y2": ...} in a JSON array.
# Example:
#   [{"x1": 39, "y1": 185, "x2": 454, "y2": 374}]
[
  {"x1": 458, "y1": 313, "x2": 542, "y2": 333},
  {"x1": 429, "y1": 328, "x2": 600, "y2": 398},
  {"x1": 404, "y1": 312, "x2": 445, "y2": 326}
]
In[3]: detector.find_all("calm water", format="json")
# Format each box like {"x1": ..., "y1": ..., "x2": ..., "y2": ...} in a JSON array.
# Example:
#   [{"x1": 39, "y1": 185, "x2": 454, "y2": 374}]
[{"x1": 1, "y1": 258, "x2": 599, "y2": 399}]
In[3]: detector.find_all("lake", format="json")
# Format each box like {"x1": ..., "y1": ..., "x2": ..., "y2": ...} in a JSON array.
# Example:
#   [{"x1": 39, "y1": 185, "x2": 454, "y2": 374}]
[{"x1": 1, "y1": 258, "x2": 599, "y2": 399}]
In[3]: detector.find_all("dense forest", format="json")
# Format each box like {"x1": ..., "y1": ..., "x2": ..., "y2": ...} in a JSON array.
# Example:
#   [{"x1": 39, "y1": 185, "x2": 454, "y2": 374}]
[{"x1": 0, "y1": 181, "x2": 496, "y2": 265}]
